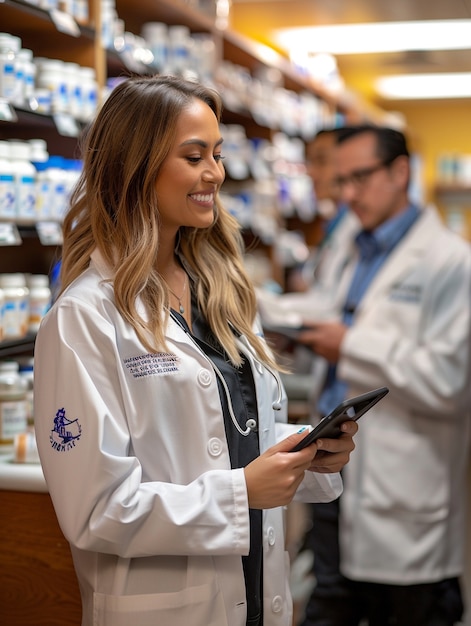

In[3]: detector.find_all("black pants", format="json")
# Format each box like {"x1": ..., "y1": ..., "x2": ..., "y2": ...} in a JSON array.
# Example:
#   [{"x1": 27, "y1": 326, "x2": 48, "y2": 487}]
[{"x1": 299, "y1": 500, "x2": 464, "y2": 626}]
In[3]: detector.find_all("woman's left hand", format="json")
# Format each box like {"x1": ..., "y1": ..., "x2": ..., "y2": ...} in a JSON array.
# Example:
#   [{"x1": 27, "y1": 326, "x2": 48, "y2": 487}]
[{"x1": 308, "y1": 420, "x2": 358, "y2": 473}]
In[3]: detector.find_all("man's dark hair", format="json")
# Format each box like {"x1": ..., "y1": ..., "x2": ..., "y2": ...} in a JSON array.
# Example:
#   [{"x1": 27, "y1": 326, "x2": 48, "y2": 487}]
[
  {"x1": 314, "y1": 127, "x2": 341, "y2": 141},
  {"x1": 336, "y1": 124, "x2": 410, "y2": 164}
]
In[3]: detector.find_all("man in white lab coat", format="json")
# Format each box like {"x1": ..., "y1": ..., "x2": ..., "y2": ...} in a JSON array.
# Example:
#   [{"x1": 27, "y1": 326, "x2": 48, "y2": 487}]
[{"x1": 297, "y1": 125, "x2": 471, "y2": 626}]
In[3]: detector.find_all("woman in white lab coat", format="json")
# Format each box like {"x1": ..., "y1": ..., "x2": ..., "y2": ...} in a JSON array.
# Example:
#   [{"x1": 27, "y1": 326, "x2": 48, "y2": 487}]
[{"x1": 33, "y1": 75, "x2": 357, "y2": 626}]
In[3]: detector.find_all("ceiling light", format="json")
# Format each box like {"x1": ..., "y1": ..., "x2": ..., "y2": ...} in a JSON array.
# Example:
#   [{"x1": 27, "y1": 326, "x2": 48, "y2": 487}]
[
  {"x1": 274, "y1": 20, "x2": 471, "y2": 55},
  {"x1": 375, "y1": 73, "x2": 471, "y2": 99}
]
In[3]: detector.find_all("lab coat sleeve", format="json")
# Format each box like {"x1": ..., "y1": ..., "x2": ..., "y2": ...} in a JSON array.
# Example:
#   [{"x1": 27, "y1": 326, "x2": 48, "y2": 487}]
[
  {"x1": 338, "y1": 244, "x2": 471, "y2": 415},
  {"x1": 34, "y1": 297, "x2": 250, "y2": 559}
]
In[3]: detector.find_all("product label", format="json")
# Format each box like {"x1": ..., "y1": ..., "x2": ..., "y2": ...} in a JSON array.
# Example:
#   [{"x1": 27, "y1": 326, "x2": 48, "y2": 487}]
[
  {"x1": 16, "y1": 182, "x2": 36, "y2": 219},
  {"x1": 0, "y1": 400, "x2": 28, "y2": 442},
  {"x1": 2, "y1": 300, "x2": 23, "y2": 338},
  {"x1": 0, "y1": 177, "x2": 15, "y2": 218}
]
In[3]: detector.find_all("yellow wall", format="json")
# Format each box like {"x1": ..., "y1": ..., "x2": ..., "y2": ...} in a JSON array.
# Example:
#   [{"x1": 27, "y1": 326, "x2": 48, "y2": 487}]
[
  {"x1": 381, "y1": 100, "x2": 470, "y2": 194},
  {"x1": 381, "y1": 100, "x2": 471, "y2": 238}
]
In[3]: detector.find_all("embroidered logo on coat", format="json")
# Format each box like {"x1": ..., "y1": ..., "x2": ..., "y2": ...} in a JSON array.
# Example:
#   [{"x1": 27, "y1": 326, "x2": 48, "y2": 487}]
[
  {"x1": 123, "y1": 353, "x2": 180, "y2": 378},
  {"x1": 389, "y1": 283, "x2": 422, "y2": 304},
  {"x1": 49, "y1": 407, "x2": 82, "y2": 452}
]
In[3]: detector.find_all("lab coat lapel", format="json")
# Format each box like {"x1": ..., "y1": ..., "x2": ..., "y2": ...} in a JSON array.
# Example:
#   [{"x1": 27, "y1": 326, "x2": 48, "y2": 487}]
[{"x1": 355, "y1": 208, "x2": 436, "y2": 315}]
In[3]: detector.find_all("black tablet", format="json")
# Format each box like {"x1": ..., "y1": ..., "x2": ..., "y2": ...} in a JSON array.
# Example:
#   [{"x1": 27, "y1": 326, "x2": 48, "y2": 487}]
[{"x1": 290, "y1": 386, "x2": 389, "y2": 452}]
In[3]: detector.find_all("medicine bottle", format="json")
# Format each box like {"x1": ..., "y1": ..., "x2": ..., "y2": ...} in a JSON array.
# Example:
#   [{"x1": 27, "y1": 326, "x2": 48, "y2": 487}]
[
  {"x1": 0, "y1": 273, "x2": 29, "y2": 339},
  {"x1": 0, "y1": 140, "x2": 15, "y2": 219},
  {"x1": 141, "y1": 22, "x2": 168, "y2": 73},
  {"x1": 29, "y1": 139, "x2": 50, "y2": 220},
  {"x1": 36, "y1": 58, "x2": 67, "y2": 114},
  {"x1": 0, "y1": 360, "x2": 28, "y2": 454},
  {"x1": 167, "y1": 25, "x2": 191, "y2": 75},
  {"x1": 77, "y1": 66, "x2": 97, "y2": 122},
  {"x1": 0, "y1": 32, "x2": 20, "y2": 102},
  {"x1": 45, "y1": 155, "x2": 67, "y2": 220},
  {"x1": 13, "y1": 48, "x2": 34, "y2": 107},
  {"x1": 8, "y1": 140, "x2": 36, "y2": 220},
  {"x1": 26, "y1": 273, "x2": 51, "y2": 332}
]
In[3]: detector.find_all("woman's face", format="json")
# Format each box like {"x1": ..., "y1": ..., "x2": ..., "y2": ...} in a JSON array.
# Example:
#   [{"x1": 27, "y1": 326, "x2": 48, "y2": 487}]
[{"x1": 155, "y1": 98, "x2": 226, "y2": 236}]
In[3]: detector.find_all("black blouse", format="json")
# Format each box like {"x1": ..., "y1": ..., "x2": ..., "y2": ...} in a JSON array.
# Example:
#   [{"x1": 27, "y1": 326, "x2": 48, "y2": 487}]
[{"x1": 173, "y1": 303, "x2": 263, "y2": 626}]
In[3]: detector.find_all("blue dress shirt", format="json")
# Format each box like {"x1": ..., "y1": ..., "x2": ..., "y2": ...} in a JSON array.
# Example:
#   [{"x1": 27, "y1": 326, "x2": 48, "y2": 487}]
[{"x1": 318, "y1": 204, "x2": 420, "y2": 417}]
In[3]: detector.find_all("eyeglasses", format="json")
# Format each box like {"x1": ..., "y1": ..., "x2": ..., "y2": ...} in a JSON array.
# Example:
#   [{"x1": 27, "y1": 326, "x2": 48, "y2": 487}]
[{"x1": 335, "y1": 161, "x2": 392, "y2": 190}]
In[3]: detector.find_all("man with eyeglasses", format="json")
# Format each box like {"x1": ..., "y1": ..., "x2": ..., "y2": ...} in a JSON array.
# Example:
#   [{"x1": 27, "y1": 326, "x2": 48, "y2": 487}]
[{"x1": 297, "y1": 125, "x2": 471, "y2": 626}]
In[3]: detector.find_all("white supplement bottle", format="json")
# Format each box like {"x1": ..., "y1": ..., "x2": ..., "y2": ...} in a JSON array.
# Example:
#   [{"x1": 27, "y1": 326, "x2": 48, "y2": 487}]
[
  {"x1": 0, "y1": 360, "x2": 28, "y2": 454},
  {"x1": 0, "y1": 140, "x2": 15, "y2": 219},
  {"x1": 0, "y1": 273, "x2": 29, "y2": 339},
  {"x1": 0, "y1": 32, "x2": 20, "y2": 102},
  {"x1": 26, "y1": 274, "x2": 51, "y2": 332},
  {"x1": 8, "y1": 140, "x2": 36, "y2": 220}
]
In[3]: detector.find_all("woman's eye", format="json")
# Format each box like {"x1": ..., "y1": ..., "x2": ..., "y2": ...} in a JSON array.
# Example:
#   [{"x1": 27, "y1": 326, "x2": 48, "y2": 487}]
[{"x1": 186, "y1": 154, "x2": 225, "y2": 164}]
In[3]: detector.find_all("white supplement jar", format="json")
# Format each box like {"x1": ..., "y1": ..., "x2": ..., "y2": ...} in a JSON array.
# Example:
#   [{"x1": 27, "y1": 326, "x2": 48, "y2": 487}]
[{"x1": 0, "y1": 360, "x2": 28, "y2": 453}]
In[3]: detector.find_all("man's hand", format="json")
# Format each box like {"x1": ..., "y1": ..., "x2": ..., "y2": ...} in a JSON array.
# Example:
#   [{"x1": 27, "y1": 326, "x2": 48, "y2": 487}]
[{"x1": 297, "y1": 321, "x2": 348, "y2": 363}]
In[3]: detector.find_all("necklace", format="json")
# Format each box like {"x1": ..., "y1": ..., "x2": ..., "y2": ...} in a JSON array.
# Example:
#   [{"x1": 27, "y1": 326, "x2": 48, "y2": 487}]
[{"x1": 162, "y1": 273, "x2": 188, "y2": 315}]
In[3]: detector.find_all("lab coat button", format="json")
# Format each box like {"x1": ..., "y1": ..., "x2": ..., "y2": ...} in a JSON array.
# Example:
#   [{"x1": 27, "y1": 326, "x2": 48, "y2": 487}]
[
  {"x1": 271, "y1": 595, "x2": 283, "y2": 613},
  {"x1": 208, "y1": 437, "x2": 223, "y2": 456},
  {"x1": 266, "y1": 526, "x2": 276, "y2": 545},
  {"x1": 197, "y1": 369, "x2": 212, "y2": 387}
]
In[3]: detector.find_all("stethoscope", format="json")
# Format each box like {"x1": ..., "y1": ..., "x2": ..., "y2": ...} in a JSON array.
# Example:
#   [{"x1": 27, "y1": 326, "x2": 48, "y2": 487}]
[
  {"x1": 211, "y1": 358, "x2": 283, "y2": 436},
  {"x1": 170, "y1": 311, "x2": 283, "y2": 436}
]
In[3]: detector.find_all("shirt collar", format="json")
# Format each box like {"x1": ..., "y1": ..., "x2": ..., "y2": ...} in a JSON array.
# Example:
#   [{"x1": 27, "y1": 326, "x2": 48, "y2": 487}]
[{"x1": 355, "y1": 204, "x2": 420, "y2": 259}]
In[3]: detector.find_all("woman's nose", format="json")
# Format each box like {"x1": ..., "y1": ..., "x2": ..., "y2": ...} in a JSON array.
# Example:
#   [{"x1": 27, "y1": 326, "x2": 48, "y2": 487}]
[{"x1": 203, "y1": 160, "x2": 225, "y2": 184}]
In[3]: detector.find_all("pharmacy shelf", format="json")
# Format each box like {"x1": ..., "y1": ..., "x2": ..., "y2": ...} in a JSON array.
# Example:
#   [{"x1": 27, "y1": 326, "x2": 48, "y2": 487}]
[{"x1": 0, "y1": 333, "x2": 36, "y2": 359}]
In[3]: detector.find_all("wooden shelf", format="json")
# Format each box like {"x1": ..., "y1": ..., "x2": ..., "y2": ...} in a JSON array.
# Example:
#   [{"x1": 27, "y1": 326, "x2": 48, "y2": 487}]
[
  {"x1": 0, "y1": 0, "x2": 96, "y2": 64},
  {"x1": 0, "y1": 333, "x2": 36, "y2": 358},
  {"x1": 435, "y1": 185, "x2": 471, "y2": 206},
  {"x1": 115, "y1": 0, "x2": 215, "y2": 36},
  {"x1": 436, "y1": 185, "x2": 471, "y2": 195}
]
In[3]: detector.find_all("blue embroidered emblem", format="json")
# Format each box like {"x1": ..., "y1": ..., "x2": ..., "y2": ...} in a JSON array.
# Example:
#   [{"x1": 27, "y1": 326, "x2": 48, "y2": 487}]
[{"x1": 50, "y1": 407, "x2": 82, "y2": 452}]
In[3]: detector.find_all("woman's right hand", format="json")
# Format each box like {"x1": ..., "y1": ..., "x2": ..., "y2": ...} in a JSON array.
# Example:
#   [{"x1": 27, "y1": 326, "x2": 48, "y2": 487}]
[{"x1": 244, "y1": 431, "x2": 318, "y2": 509}]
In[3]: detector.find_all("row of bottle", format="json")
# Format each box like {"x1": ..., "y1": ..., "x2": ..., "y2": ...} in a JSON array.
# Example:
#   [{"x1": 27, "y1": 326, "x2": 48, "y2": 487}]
[
  {"x1": 0, "y1": 32, "x2": 98, "y2": 120},
  {"x1": 437, "y1": 153, "x2": 471, "y2": 187},
  {"x1": 1, "y1": 25, "x2": 332, "y2": 139},
  {"x1": 139, "y1": 22, "x2": 217, "y2": 82},
  {"x1": 0, "y1": 273, "x2": 52, "y2": 341},
  {"x1": 13, "y1": 0, "x2": 89, "y2": 25},
  {"x1": 0, "y1": 357, "x2": 35, "y2": 456},
  {"x1": 110, "y1": 18, "x2": 334, "y2": 138},
  {"x1": 0, "y1": 138, "x2": 81, "y2": 221}
]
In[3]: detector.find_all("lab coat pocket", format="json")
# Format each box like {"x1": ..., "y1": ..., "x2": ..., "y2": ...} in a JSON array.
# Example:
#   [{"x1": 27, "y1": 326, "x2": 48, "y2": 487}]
[
  {"x1": 93, "y1": 577, "x2": 228, "y2": 626},
  {"x1": 362, "y1": 427, "x2": 448, "y2": 522}
]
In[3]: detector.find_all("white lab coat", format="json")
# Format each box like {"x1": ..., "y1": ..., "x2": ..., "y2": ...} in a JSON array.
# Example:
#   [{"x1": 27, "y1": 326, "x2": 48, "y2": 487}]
[
  {"x1": 332, "y1": 207, "x2": 471, "y2": 584},
  {"x1": 33, "y1": 248, "x2": 342, "y2": 626}
]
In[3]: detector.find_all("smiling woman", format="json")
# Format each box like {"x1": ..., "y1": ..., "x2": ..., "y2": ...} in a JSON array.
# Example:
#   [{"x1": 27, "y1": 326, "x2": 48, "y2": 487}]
[{"x1": 32, "y1": 74, "x2": 358, "y2": 626}]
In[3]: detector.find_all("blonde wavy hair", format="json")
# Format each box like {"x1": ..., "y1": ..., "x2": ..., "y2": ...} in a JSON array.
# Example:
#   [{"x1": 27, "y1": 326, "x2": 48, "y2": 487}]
[{"x1": 61, "y1": 74, "x2": 279, "y2": 369}]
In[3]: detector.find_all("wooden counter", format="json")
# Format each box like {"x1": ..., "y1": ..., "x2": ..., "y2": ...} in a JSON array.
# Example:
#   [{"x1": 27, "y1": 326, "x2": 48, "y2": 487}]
[{"x1": 0, "y1": 489, "x2": 82, "y2": 625}]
